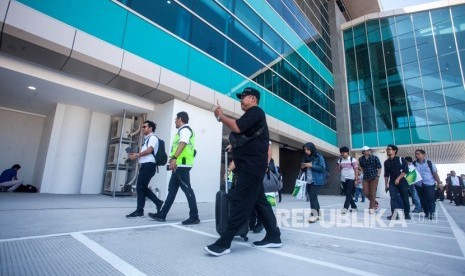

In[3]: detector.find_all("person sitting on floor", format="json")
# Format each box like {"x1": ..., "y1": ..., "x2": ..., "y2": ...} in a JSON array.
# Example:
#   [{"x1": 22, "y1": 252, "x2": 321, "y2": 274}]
[{"x1": 0, "y1": 164, "x2": 23, "y2": 192}]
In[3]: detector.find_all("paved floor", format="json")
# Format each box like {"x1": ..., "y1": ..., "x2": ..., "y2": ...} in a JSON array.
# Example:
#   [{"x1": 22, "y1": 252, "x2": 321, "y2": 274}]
[{"x1": 1, "y1": 193, "x2": 464, "y2": 276}]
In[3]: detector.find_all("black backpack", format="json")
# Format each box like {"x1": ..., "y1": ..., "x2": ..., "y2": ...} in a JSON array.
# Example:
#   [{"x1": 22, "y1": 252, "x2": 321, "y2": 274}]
[{"x1": 146, "y1": 135, "x2": 168, "y2": 167}]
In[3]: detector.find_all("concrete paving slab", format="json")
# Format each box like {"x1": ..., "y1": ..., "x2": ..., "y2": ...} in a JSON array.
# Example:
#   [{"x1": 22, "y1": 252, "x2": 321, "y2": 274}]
[{"x1": 1, "y1": 193, "x2": 464, "y2": 275}]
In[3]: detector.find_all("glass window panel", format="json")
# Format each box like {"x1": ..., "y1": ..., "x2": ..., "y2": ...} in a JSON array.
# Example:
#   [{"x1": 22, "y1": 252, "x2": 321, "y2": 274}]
[
  {"x1": 350, "y1": 106, "x2": 362, "y2": 133},
  {"x1": 396, "y1": 15, "x2": 413, "y2": 36},
  {"x1": 367, "y1": 20, "x2": 381, "y2": 42},
  {"x1": 416, "y1": 34, "x2": 435, "y2": 60},
  {"x1": 398, "y1": 32, "x2": 415, "y2": 49},
  {"x1": 405, "y1": 77, "x2": 423, "y2": 96},
  {"x1": 444, "y1": 86, "x2": 465, "y2": 105},
  {"x1": 411, "y1": 109, "x2": 428, "y2": 126},
  {"x1": 422, "y1": 73, "x2": 443, "y2": 91},
  {"x1": 400, "y1": 47, "x2": 418, "y2": 64},
  {"x1": 451, "y1": 5, "x2": 465, "y2": 21},
  {"x1": 439, "y1": 53, "x2": 462, "y2": 87},
  {"x1": 431, "y1": 8, "x2": 451, "y2": 25},
  {"x1": 412, "y1": 11, "x2": 431, "y2": 30},
  {"x1": 436, "y1": 33, "x2": 456, "y2": 56},
  {"x1": 234, "y1": 0, "x2": 261, "y2": 35},
  {"x1": 231, "y1": 20, "x2": 261, "y2": 59},
  {"x1": 424, "y1": 90, "x2": 445, "y2": 108},
  {"x1": 230, "y1": 42, "x2": 263, "y2": 76},
  {"x1": 427, "y1": 106, "x2": 448, "y2": 125},
  {"x1": 419, "y1": 57, "x2": 439, "y2": 75},
  {"x1": 262, "y1": 23, "x2": 283, "y2": 54},
  {"x1": 190, "y1": 16, "x2": 227, "y2": 62},
  {"x1": 376, "y1": 115, "x2": 392, "y2": 131},
  {"x1": 188, "y1": 0, "x2": 231, "y2": 35},
  {"x1": 403, "y1": 62, "x2": 421, "y2": 79},
  {"x1": 448, "y1": 103, "x2": 465, "y2": 123}
]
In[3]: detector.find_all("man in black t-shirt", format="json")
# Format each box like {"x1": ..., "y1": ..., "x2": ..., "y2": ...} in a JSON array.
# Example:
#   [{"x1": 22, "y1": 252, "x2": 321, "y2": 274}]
[{"x1": 206, "y1": 87, "x2": 282, "y2": 256}]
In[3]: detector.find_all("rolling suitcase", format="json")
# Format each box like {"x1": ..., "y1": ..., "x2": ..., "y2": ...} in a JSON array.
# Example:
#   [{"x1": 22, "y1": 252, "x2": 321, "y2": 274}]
[{"x1": 215, "y1": 150, "x2": 248, "y2": 241}]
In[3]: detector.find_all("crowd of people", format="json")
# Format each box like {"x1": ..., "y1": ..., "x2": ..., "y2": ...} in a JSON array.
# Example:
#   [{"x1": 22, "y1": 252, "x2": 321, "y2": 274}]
[{"x1": 2, "y1": 87, "x2": 463, "y2": 258}]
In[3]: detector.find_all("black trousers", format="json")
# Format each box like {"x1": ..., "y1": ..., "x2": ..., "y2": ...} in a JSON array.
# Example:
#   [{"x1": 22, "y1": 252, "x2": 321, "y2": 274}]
[
  {"x1": 388, "y1": 181, "x2": 410, "y2": 216},
  {"x1": 451, "y1": 186, "x2": 464, "y2": 206},
  {"x1": 343, "y1": 179, "x2": 357, "y2": 210},
  {"x1": 306, "y1": 183, "x2": 321, "y2": 216},
  {"x1": 214, "y1": 171, "x2": 280, "y2": 248},
  {"x1": 136, "y1": 163, "x2": 163, "y2": 213}
]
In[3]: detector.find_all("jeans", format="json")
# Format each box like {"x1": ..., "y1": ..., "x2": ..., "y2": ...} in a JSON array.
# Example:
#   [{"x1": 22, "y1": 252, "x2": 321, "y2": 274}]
[
  {"x1": 306, "y1": 183, "x2": 321, "y2": 216},
  {"x1": 214, "y1": 171, "x2": 280, "y2": 248},
  {"x1": 354, "y1": 187, "x2": 365, "y2": 202},
  {"x1": 409, "y1": 184, "x2": 421, "y2": 211},
  {"x1": 343, "y1": 179, "x2": 357, "y2": 210},
  {"x1": 388, "y1": 181, "x2": 410, "y2": 216},
  {"x1": 415, "y1": 184, "x2": 436, "y2": 216},
  {"x1": 159, "y1": 167, "x2": 198, "y2": 219},
  {"x1": 136, "y1": 163, "x2": 163, "y2": 213}
]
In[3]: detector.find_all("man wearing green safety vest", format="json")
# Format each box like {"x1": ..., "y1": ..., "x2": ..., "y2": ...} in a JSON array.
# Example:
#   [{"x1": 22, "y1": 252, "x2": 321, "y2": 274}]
[{"x1": 149, "y1": 111, "x2": 200, "y2": 225}]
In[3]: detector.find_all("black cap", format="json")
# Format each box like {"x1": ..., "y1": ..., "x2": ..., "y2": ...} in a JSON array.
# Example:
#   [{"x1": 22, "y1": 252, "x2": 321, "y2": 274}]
[{"x1": 236, "y1": 87, "x2": 260, "y2": 101}]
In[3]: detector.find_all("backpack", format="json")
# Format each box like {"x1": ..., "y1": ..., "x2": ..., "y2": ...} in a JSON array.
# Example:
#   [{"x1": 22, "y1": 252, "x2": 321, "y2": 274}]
[
  {"x1": 412, "y1": 159, "x2": 433, "y2": 173},
  {"x1": 146, "y1": 135, "x2": 168, "y2": 167},
  {"x1": 339, "y1": 156, "x2": 355, "y2": 168}
]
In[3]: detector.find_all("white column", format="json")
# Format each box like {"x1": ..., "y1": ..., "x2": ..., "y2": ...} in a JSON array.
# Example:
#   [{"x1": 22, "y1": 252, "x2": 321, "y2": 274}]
[
  {"x1": 40, "y1": 104, "x2": 92, "y2": 194},
  {"x1": 148, "y1": 99, "x2": 223, "y2": 203}
]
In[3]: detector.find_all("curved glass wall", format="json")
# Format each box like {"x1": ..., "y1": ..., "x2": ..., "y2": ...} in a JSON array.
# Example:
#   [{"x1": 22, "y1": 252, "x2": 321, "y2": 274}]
[
  {"x1": 119, "y1": 0, "x2": 336, "y2": 130},
  {"x1": 344, "y1": 4, "x2": 465, "y2": 148}
]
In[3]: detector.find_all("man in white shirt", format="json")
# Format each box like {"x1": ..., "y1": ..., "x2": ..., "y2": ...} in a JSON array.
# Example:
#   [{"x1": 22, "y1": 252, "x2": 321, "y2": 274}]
[
  {"x1": 126, "y1": 120, "x2": 164, "y2": 218},
  {"x1": 446, "y1": 171, "x2": 464, "y2": 206}
]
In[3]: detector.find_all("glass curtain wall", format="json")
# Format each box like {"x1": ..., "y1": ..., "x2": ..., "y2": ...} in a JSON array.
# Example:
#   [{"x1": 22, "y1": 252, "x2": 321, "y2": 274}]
[
  {"x1": 344, "y1": 4, "x2": 465, "y2": 148},
  {"x1": 118, "y1": 0, "x2": 336, "y2": 130}
]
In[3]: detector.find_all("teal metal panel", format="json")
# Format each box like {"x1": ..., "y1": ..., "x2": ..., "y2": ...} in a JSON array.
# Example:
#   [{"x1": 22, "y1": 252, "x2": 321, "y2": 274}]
[
  {"x1": 187, "y1": 48, "x2": 232, "y2": 94},
  {"x1": 352, "y1": 134, "x2": 364, "y2": 149},
  {"x1": 450, "y1": 122, "x2": 465, "y2": 141},
  {"x1": 17, "y1": 0, "x2": 127, "y2": 47},
  {"x1": 123, "y1": 13, "x2": 189, "y2": 76},
  {"x1": 394, "y1": 129, "x2": 412, "y2": 145},
  {"x1": 411, "y1": 126, "x2": 430, "y2": 144},
  {"x1": 430, "y1": 125, "x2": 451, "y2": 142},
  {"x1": 363, "y1": 132, "x2": 378, "y2": 148},
  {"x1": 378, "y1": 130, "x2": 394, "y2": 147}
]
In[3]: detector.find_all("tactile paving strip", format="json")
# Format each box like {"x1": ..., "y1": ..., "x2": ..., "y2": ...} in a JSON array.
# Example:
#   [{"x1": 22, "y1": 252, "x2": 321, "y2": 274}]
[{"x1": 0, "y1": 235, "x2": 123, "y2": 276}]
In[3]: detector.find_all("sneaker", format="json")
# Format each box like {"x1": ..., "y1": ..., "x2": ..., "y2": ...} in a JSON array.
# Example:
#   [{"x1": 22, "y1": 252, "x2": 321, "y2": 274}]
[
  {"x1": 412, "y1": 209, "x2": 421, "y2": 213},
  {"x1": 369, "y1": 209, "x2": 375, "y2": 215},
  {"x1": 405, "y1": 214, "x2": 411, "y2": 220},
  {"x1": 341, "y1": 208, "x2": 348, "y2": 214},
  {"x1": 126, "y1": 211, "x2": 143, "y2": 218},
  {"x1": 387, "y1": 215, "x2": 398, "y2": 220},
  {"x1": 182, "y1": 217, "x2": 200, "y2": 225},
  {"x1": 252, "y1": 223, "x2": 264, "y2": 233},
  {"x1": 308, "y1": 216, "x2": 319, "y2": 223},
  {"x1": 253, "y1": 238, "x2": 282, "y2": 248},
  {"x1": 350, "y1": 208, "x2": 358, "y2": 213},
  {"x1": 155, "y1": 200, "x2": 164, "y2": 213},
  {"x1": 204, "y1": 243, "x2": 231, "y2": 256},
  {"x1": 148, "y1": 212, "x2": 166, "y2": 222}
]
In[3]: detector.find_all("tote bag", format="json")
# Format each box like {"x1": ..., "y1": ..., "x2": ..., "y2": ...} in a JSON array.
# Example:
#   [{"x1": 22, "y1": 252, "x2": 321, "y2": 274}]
[
  {"x1": 263, "y1": 171, "x2": 283, "y2": 193},
  {"x1": 292, "y1": 173, "x2": 307, "y2": 199}
]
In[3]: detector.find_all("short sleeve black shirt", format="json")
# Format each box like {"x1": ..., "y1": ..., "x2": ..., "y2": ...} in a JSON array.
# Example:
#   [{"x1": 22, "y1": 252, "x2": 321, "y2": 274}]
[{"x1": 233, "y1": 106, "x2": 269, "y2": 177}]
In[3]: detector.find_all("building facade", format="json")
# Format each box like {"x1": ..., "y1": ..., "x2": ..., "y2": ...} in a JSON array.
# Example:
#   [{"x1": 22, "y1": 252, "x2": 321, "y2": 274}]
[
  {"x1": 342, "y1": 1, "x2": 465, "y2": 160},
  {"x1": 0, "y1": 0, "x2": 350, "y2": 198},
  {"x1": 1, "y1": 0, "x2": 463, "y2": 198}
]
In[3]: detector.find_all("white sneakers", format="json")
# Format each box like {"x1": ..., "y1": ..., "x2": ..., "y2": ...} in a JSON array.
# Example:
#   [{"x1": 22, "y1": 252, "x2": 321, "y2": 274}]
[{"x1": 308, "y1": 216, "x2": 319, "y2": 223}]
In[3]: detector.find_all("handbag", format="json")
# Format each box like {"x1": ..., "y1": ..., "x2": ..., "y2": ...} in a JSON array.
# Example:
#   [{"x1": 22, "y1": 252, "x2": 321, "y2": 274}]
[
  {"x1": 263, "y1": 170, "x2": 283, "y2": 193},
  {"x1": 405, "y1": 167, "x2": 422, "y2": 185},
  {"x1": 292, "y1": 172, "x2": 307, "y2": 199}
]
